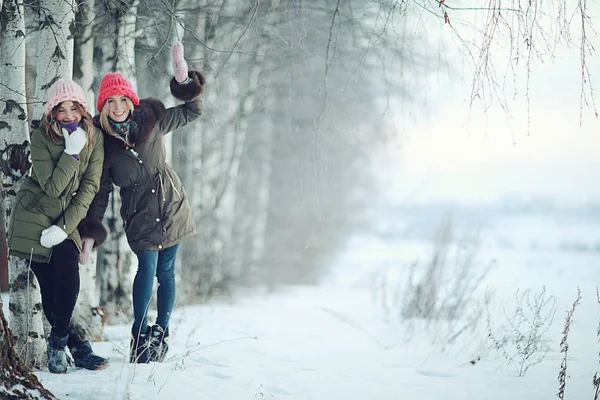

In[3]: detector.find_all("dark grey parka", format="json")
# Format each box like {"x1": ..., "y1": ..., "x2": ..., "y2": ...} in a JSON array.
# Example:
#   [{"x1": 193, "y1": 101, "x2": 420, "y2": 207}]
[{"x1": 86, "y1": 71, "x2": 205, "y2": 253}]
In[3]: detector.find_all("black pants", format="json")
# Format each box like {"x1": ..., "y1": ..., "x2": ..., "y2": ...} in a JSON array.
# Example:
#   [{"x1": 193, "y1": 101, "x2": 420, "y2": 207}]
[{"x1": 30, "y1": 240, "x2": 80, "y2": 338}]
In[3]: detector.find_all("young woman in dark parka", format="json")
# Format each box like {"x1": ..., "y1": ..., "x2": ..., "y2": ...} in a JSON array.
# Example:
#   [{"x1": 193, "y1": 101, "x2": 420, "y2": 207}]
[{"x1": 85, "y1": 43, "x2": 205, "y2": 363}]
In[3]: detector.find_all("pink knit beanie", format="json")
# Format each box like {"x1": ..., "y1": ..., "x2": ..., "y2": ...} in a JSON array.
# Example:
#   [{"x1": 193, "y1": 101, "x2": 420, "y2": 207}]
[
  {"x1": 96, "y1": 72, "x2": 140, "y2": 112},
  {"x1": 44, "y1": 78, "x2": 89, "y2": 116}
]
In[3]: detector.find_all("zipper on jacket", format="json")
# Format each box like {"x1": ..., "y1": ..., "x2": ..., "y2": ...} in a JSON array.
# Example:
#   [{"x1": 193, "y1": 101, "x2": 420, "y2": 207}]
[{"x1": 59, "y1": 170, "x2": 79, "y2": 230}]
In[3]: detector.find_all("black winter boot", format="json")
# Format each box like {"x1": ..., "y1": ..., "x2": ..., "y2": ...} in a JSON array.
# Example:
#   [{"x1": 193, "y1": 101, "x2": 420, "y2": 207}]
[
  {"x1": 48, "y1": 330, "x2": 69, "y2": 374},
  {"x1": 130, "y1": 325, "x2": 151, "y2": 364},
  {"x1": 148, "y1": 324, "x2": 169, "y2": 362},
  {"x1": 68, "y1": 326, "x2": 109, "y2": 371}
]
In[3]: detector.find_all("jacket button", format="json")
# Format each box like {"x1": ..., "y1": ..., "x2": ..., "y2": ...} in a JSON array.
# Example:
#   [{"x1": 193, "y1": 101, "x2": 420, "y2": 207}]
[
  {"x1": 158, "y1": 245, "x2": 163, "y2": 249},
  {"x1": 151, "y1": 189, "x2": 156, "y2": 193},
  {"x1": 139, "y1": 160, "x2": 143, "y2": 164},
  {"x1": 156, "y1": 218, "x2": 160, "y2": 222}
]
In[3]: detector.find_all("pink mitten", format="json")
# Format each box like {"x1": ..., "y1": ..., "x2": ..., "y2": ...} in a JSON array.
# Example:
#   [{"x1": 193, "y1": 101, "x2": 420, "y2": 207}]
[
  {"x1": 79, "y1": 237, "x2": 95, "y2": 265},
  {"x1": 170, "y1": 42, "x2": 189, "y2": 84}
]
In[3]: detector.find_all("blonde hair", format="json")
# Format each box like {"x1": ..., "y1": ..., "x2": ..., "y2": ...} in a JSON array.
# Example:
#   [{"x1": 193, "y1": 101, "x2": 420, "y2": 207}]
[
  {"x1": 99, "y1": 97, "x2": 135, "y2": 147},
  {"x1": 42, "y1": 102, "x2": 95, "y2": 146}
]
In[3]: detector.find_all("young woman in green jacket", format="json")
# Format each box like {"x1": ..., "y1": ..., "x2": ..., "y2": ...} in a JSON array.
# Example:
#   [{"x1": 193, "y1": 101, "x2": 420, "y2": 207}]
[{"x1": 7, "y1": 79, "x2": 109, "y2": 374}]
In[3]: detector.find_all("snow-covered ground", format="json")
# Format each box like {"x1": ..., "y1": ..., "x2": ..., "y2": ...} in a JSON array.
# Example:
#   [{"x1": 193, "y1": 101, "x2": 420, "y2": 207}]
[{"x1": 3, "y1": 207, "x2": 600, "y2": 399}]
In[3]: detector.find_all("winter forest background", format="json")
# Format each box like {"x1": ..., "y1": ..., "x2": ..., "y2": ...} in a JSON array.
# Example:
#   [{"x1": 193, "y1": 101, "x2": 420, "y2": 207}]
[{"x1": 2, "y1": 0, "x2": 600, "y2": 399}]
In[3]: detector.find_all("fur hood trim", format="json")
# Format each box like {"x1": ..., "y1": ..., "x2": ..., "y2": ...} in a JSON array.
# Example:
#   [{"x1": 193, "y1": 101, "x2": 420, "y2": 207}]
[{"x1": 93, "y1": 97, "x2": 166, "y2": 145}]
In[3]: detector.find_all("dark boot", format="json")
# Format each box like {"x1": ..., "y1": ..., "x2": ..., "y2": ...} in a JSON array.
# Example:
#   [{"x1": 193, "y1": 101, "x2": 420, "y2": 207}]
[
  {"x1": 48, "y1": 330, "x2": 69, "y2": 374},
  {"x1": 68, "y1": 326, "x2": 109, "y2": 370},
  {"x1": 148, "y1": 324, "x2": 169, "y2": 362},
  {"x1": 130, "y1": 325, "x2": 151, "y2": 364}
]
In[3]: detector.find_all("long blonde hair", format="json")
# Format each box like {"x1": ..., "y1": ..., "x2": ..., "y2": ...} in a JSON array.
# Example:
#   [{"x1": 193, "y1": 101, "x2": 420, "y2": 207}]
[
  {"x1": 42, "y1": 101, "x2": 95, "y2": 146},
  {"x1": 99, "y1": 97, "x2": 136, "y2": 146}
]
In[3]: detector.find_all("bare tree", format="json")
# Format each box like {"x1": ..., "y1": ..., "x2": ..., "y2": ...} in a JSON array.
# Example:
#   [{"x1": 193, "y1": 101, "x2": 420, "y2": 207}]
[
  {"x1": 0, "y1": 296, "x2": 56, "y2": 399},
  {"x1": 0, "y1": 0, "x2": 46, "y2": 368},
  {"x1": 69, "y1": 0, "x2": 106, "y2": 341},
  {"x1": 92, "y1": 0, "x2": 140, "y2": 325}
]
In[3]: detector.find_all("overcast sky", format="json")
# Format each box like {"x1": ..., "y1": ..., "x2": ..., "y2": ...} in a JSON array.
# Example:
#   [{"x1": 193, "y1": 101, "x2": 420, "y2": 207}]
[{"x1": 373, "y1": 1, "x2": 600, "y2": 206}]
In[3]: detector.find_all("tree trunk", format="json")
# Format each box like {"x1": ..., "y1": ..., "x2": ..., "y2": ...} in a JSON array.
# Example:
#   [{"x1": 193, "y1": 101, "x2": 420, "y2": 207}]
[
  {"x1": 74, "y1": 0, "x2": 96, "y2": 110},
  {"x1": 70, "y1": 0, "x2": 105, "y2": 341},
  {"x1": 94, "y1": 0, "x2": 139, "y2": 325},
  {"x1": 0, "y1": 0, "x2": 46, "y2": 368},
  {"x1": 0, "y1": 296, "x2": 56, "y2": 400},
  {"x1": 0, "y1": 218, "x2": 8, "y2": 292},
  {"x1": 30, "y1": 0, "x2": 75, "y2": 128},
  {"x1": 233, "y1": 111, "x2": 274, "y2": 286}
]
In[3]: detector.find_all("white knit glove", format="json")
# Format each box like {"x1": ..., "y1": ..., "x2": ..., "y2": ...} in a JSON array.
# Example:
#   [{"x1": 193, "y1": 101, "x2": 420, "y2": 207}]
[
  {"x1": 40, "y1": 225, "x2": 68, "y2": 248},
  {"x1": 63, "y1": 127, "x2": 87, "y2": 156},
  {"x1": 79, "y1": 237, "x2": 95, "y2": 265},
  {"x1": 170, "y1": 42, "x2": 190, "y2": 84}
]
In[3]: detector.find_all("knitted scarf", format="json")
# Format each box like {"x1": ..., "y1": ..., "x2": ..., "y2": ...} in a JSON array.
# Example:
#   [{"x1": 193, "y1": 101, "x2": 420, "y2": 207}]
[{"x1": 108, "y1": 114, "x2": 140, "y2": 146}]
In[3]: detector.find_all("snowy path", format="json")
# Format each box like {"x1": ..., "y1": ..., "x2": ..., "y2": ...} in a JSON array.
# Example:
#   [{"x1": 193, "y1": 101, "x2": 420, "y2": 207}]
[
  {"x1": 28, "y1": 280, "x2": 597, "y2": 400},
  {"x1": 5, "y1": 211, "x2": 600, "y2": 400}
]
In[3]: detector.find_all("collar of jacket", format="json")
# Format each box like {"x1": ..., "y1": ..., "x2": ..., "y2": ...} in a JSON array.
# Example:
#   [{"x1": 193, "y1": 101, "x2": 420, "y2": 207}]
[{"x1": 94, "y1": 97, "x2": 166, "y2": 146}]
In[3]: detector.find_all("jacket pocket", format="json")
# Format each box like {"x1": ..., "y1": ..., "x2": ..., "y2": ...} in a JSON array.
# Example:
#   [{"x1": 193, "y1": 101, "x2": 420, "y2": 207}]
[{"x1": 167, "y1": 174, "x2": 182, "y2": 201}]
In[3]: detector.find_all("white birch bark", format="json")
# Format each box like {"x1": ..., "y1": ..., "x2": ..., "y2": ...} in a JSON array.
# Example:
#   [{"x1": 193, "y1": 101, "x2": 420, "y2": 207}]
[
  {"x1": 67, "y1": 0, "x2": 105, "y2": 341},
  {"x1": 0, "y1": 0, "x2": 46, "y2": 368},
  {"x1": 95, "y1": 0, "x2": 139, "y2": 325},
  {"x1": 0, "y1": 297, "x2": 56, "y2": 399},
  {"x1": 74, "y1": 0, "x2": 96, "y2": 110},
  {"x1": 30, "y1": 0, "x2": 75, "y2": 127}
]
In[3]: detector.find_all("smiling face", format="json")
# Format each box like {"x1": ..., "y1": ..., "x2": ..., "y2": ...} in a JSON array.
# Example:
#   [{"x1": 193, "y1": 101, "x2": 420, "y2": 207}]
[
  {"x1": 106, "y1": 95, "x2": 131, "y2": 122},
  {"x1": 54, "y1": 100, "x2": 82, "y2": 123}
]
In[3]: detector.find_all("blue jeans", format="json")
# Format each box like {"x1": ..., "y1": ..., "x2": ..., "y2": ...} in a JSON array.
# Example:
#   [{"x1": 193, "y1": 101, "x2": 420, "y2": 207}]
[{"x1": 133, "y1": 243, "x2": 179, "y2": 330}]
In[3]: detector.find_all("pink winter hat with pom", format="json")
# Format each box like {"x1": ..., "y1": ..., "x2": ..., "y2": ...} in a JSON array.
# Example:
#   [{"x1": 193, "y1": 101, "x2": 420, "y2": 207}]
[{"x1": 44, "y1": 78, "x2": 89, "y2": 116}]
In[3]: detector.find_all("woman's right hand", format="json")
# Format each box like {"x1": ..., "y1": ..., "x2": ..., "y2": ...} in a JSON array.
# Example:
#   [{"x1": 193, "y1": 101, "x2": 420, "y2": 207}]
[{"x1": 63, "y1": 127, "x2": 87, "y2": 155}]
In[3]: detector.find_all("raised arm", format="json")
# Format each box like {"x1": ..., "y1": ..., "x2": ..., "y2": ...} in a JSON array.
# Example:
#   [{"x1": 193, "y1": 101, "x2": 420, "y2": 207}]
[
  {"x1": 158, "y1": 42, "x2": 206, "y2": 134},
  {"x1": 158, "y1": 69, "x2": 205, "y2": 134}
]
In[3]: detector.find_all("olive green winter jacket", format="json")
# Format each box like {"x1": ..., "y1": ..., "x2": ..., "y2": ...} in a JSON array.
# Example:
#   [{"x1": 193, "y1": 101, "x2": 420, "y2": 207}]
[{"x1": 7, "y1": 127, "x2": 105, "y2": 263}]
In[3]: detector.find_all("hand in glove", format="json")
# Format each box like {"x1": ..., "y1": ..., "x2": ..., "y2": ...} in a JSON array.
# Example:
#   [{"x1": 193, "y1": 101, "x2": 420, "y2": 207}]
[
  {"x1": 170, "y1": 42, "x2": 190, "y2": 84},
  {"x1": 63, "y1": 127, "x2": 87, "y2": 156},
  {"x1": 79, "y1": 237, "x2": 95, "y2": 265},
  {"x1": 40, "y1": 225, "x2": 68, "y2": 248}
]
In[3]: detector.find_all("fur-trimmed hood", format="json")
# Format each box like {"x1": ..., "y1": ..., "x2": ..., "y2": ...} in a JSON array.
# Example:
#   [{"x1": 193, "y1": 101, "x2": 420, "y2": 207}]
[{"x1": 93, "y1": 97, "x2": 166, "y2": 146}]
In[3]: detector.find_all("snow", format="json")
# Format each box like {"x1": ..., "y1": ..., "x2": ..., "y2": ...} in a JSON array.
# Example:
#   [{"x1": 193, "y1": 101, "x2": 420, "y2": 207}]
[{"x1": 2, "y1": 208, "x2": 600, "y2": 399}]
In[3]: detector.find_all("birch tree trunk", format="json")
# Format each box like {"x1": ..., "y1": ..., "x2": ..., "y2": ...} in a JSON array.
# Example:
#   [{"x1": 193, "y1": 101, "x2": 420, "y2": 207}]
[
  {"x1": 224, "y1": 43, "x2": 267, "y2": 281},
  {"x1": 74, "y1": 0, "x2": 96, "y2": 110},
  {"x1": 69, "y1": 0, "x2": 105, "y2": 341},
  {"x1": 94, "y1": 0, "x2": 139, "y2": 325},
  {"x1": 233, "y1": 111, "x2": 274, "y2": 286},
  {"x1": 0, "y1": 0, "x2": 46, "y2": 368},
  {"x1": 175, "y1": 0, "x2": 270, "y2": 299},
  {"x1": 175, "y1": 0, "x2": 213, "y2": 301},
  {"x1": 0, "y1": 297, "x2": 56, "y2": 400},
  {"x1": 30, "y1": 0, "x2": 75, "y2": 127}
]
